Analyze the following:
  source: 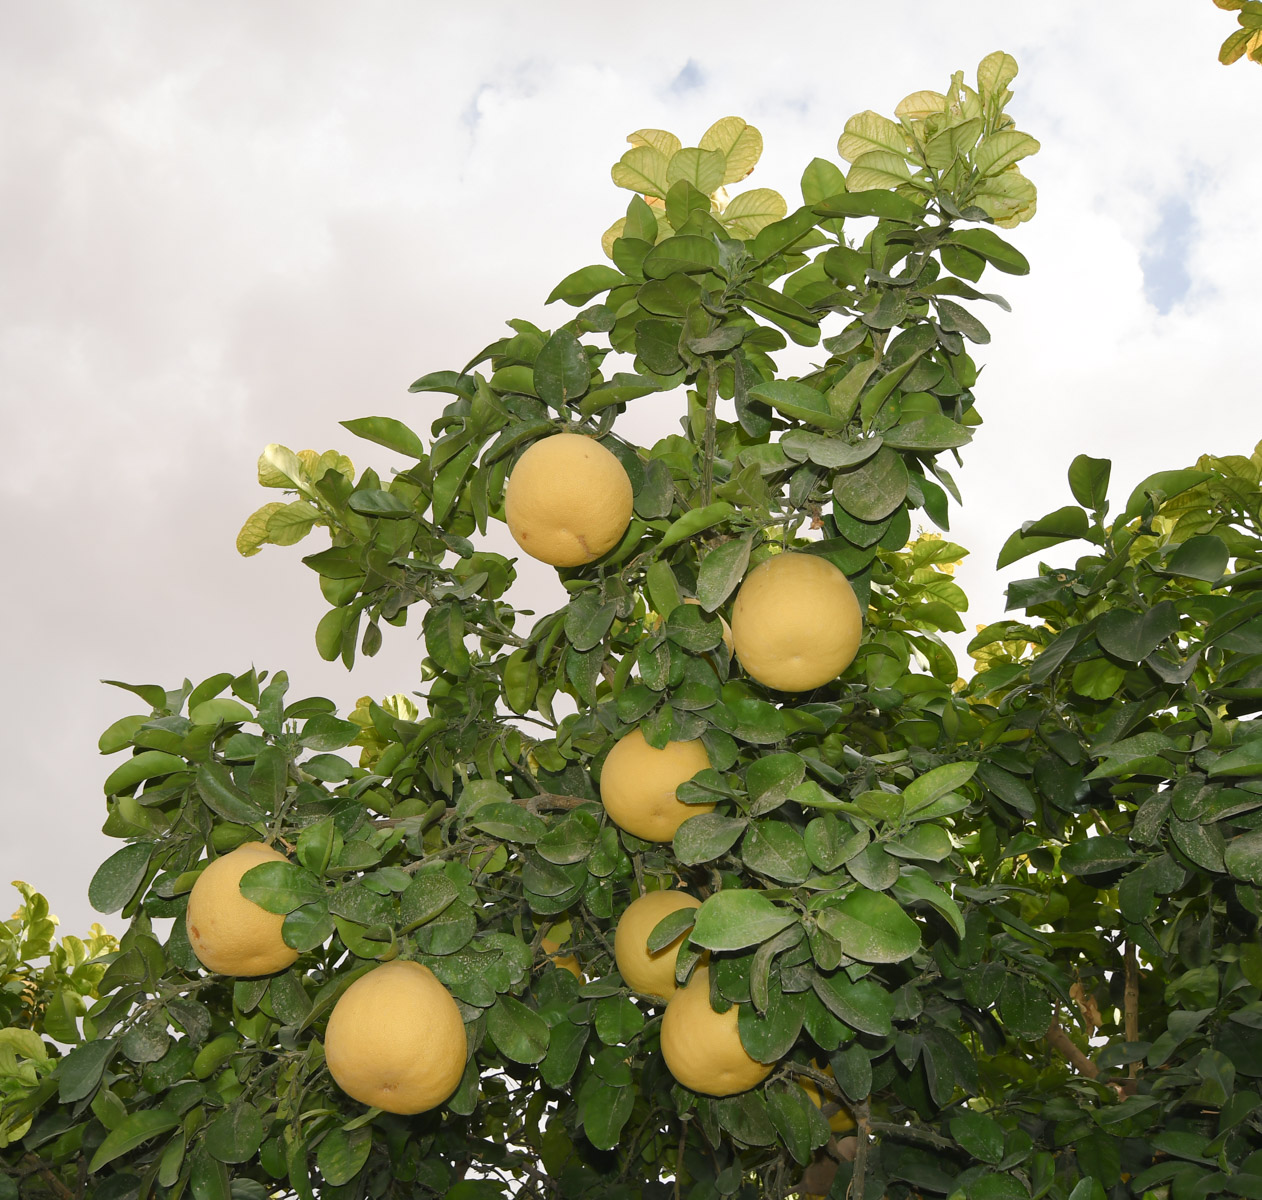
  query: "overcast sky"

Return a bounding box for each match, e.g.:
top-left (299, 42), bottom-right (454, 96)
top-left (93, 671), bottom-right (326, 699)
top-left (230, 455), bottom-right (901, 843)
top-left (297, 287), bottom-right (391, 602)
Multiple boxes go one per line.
top-left (4, 1), bottom-right (1259, 941)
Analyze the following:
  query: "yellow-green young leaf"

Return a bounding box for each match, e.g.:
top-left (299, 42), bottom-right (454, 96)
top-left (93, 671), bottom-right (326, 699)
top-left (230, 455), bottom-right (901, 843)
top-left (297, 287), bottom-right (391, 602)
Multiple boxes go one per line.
top-left (974, 130), bottom-right (1040, 177)
top-left (299, 449), bottom-right (354, 480)
top-left (846, 151), bottom-right (912, 192)
top-left (700, 117), bottom-right (764, 183)
top-left (601, 217), bottom-right (626, 259)
top-left (721, 188), bottom-right (788, 238)
top-left (976, 51), bottom-right (1019, 104)
top-left (258, 444), bottom-right (307, 490)
top-left (837, 111), bottom-right (907, 163)
top-left (236, 503), bottom-right (286, 557)
top-left (265, 500), bottom-right (322, 548)
top-left (972, 165), bottom-right (1037, 228)
top-left (612, 145), bottom-right (670, 199)
top-left (628, 128), bottom-right (681, 158)
top-left (0, 1028), bottom-right (47, 1063)
top-left (924, 118), bottom-right (982, 171)
top-left (895, 90), bottom-right (947, 122)
top-left (665, 147), bottom-right (726, 197)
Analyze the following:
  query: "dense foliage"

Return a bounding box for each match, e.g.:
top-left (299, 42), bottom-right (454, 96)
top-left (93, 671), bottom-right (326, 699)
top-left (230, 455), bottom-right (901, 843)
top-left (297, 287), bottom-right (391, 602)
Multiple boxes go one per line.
top-left (6, 49), bottom-right (1262, 1200)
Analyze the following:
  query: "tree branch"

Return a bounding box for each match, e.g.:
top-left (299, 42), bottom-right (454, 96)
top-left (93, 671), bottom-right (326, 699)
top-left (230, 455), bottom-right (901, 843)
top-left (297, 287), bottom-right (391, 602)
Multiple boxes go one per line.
top-left (1124, 940), bottom-right (1140, 1079)
top-left (1045, 1019), bottom-right (1098, 1078)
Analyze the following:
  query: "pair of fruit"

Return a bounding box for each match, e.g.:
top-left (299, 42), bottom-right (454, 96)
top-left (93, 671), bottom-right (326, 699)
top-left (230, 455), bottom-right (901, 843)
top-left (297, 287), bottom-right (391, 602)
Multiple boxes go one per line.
top-left (615, 890), bottom-right (771, 1097)
top-left (505, 433), bottom-right (864, 693)
top-left (185, 843), bottom-right (466, 1115)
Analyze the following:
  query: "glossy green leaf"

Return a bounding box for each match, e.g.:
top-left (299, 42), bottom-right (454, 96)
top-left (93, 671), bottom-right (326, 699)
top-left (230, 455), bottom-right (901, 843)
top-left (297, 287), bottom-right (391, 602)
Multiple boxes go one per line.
top-left (690, 890), bottom-right (798, 951)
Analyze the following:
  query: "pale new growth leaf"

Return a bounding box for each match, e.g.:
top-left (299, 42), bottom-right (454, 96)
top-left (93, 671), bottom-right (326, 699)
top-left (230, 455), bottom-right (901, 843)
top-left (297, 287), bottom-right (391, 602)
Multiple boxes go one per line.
top-left (846, 151), bottom-right (912, 192)
top-left (720, 188), bottom-right (788, 238)
top-left (265, 500), bottom-right (322, 547)
top-left (976, 51), bottom-right (1019, 103)
top-left (665, 147), bottom-right (727, 197)
top-left (895, 91), bottom-right (947, 122)
top-left (612, 145), bottom-right (671, 199)
top-left (837, 111), bottom-right (908, 163)
top-left (973, 130), bottom-right (1041, 177)
top-left (973, 164), bottom-right (1038, 227)
top-left (601, 218), bottom-right (626, 259)
top-left (700, 117), bottom-right (764, 183)
top-left (258, 443), bottom-right (307, 490)
top-left (627, 128), bottom-right (682, 159)
top-left (236, 502), bottom-right (286, 557)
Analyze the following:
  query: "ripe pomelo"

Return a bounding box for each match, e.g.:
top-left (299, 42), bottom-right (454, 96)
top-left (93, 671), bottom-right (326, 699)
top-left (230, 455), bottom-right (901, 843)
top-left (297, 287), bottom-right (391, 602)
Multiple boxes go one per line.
top-left (599, 728), bottom-right (713, 842)
top-left (185, 842), bottom-right (300, 977)
top-left (730, 552), bottom-right (862, 691)
top-left (613, 890), bottom-right (702, 1000)
top-left (659, 968), bottom-right (774, 1096)
top-left (324, 960), bottom-right (467, 1114)
top-left (504, 433), bottom-right (633, 567)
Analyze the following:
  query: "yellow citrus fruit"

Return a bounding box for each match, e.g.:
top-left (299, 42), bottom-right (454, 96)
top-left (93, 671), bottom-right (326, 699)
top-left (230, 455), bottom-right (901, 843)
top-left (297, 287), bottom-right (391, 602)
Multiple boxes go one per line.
top-left (324, 960), bottom-right (467, 1114)
top-left (798, 1063), bottom-right (857, 1132)
top-left (504, 433), bottom-right (634, 567)
top-left (185, 842), bottom-right (300, 977)
top-left (599, 727), bottom-right (713, 842)
top-left (659, 969), bottom-right (774, 1096)
top-left (730, 552), bottom-right (863, 691)
top-left (613, 890), bottom-right (702, 1000)
top-left (541, 936), bottom-right (583, 981)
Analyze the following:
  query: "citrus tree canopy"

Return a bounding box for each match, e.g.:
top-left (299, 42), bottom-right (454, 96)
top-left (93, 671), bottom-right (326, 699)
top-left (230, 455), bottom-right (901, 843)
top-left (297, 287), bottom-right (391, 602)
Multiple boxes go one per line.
top-left (8, 49), bottom-right (1262, 1200)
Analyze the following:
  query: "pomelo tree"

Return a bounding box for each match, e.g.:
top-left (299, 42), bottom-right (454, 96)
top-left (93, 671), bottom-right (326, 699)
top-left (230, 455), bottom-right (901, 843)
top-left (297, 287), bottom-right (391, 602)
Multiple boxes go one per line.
top-left (8, 49), bottom-right (1262, 1200)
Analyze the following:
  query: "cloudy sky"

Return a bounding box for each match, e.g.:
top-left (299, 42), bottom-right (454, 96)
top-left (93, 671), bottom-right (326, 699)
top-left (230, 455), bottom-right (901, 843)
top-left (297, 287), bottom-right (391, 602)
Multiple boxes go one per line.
top-left (4, 1), bottom-right (1259, 940)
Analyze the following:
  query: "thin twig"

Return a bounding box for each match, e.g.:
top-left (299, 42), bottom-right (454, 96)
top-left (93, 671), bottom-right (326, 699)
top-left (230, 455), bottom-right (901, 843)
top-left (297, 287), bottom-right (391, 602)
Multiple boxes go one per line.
top-left (847, 1098), bottom-right (871, 1200)
top-left (675, 1118), bottom-right (688, 1200)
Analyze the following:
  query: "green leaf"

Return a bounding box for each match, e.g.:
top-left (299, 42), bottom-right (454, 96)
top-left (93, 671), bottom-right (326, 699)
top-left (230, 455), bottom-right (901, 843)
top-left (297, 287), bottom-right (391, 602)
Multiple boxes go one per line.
top-left (340, 416), bottom-right (426, 460)
top-left (946, 227), bottom-right (1030, 275)
top-left (1096, 600), bottom-right (1178, 663)
top-left (238, 861), bottom-right (325, 914)
top-left (1122, 469), bottom-right (1213, 521)
top-left (57, 1040), bottom-right (116, 1102)
top-left (1213, 740), bottom-right (1262, 779)
top-left (347, 488), bottom-right (411, 518)
top-left (582, 1083), bottom-right (635, 1152)
top-left (88, 843), bottom-right (154, 914)
top-left (103, 750), bottom-right (188, 795)
top-left (882, 414), bottom-right (972, 452)
top-left (674, 814), bottom-right (747, 866)
top-left (469, 803), bottom-right (547, 845)
top-left (904, 761), bottom-right (976, 814)
top-left (891, 869), bottom-right (964, 938)
top-left (89, 1110), bottom-right (180, 1172)
top-left (534, 329), bottom-right (591, 407)
top-left (317, 1127), bottom-right (372, 1187)
top-left (1163, 534), bottom-right (1229, 583)
top-left (833, 447), bottom-right (909, 521)
top-left (487, 996), bottom-right (550, 1064)
top-left (697, 538), bottom-right (751, 611)
top-left (816, 888), bottom-right (921, 964)
top-left (658, 502), bottom-right (735, 551)
top-left (812, 190), bottom-right (921, 222)
top-left (742, 822), bottom-right (811, 885)
top-left (204, 1102), bottom-right (265, 1165)
top-left (690, 890), bottom-right (798, 951)
top-left (811, 973), bottom-right (894, 1036)
top-left (1068, 454), bottom-right (1111, 510)
top-left (1226, 831), bottom-right (1262, 883)
top-left (196, 763), bottom-right (266, 823)
top-left (709, 698), bottom-right (786, 745)
top-left (546, 264), bottom-right (626, 306)
top-left (950, 1109), bottom-right (1006, 1164)
top-left (996, 506), bottom-right (1091, 568)
top-left (748, 380), bottom-right (848, 430)
top-left (1061, 836), bottom-right (1133, 876)
top-left (746, 753), bottom-right (806, 815)
top-left (642, 235), bottom-right (722, 279)
top-left (800, 158), bottom-right (847, 206)
top-left (595, 995), bottom-right (646, 1045)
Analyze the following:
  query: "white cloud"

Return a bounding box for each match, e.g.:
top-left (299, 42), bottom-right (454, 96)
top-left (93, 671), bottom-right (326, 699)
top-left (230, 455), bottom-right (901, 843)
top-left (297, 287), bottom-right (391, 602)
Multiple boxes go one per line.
top-left (3, 0), bottom-right (1260, 936)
